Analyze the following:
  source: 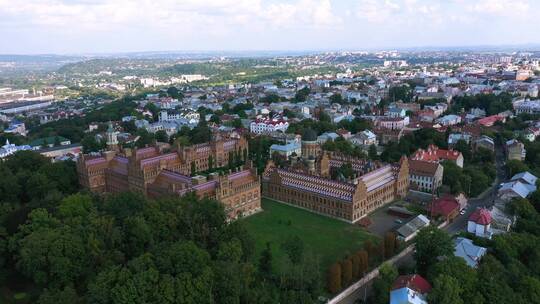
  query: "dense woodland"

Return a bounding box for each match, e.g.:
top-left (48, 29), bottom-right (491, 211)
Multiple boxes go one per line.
top-left (0, 151), bottom-right (324, 303)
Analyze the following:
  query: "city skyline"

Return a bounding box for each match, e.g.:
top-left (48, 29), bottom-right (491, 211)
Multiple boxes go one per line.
top-left (1, 0), bottom-right (539, 54)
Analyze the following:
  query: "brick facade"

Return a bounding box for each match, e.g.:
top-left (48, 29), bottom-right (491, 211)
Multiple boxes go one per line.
top-left (262, 153), bottom-right (409, 223)
top-left (77, 135), bottom-right (260, 220)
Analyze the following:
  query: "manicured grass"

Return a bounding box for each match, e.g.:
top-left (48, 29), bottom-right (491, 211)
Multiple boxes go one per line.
top-left (243, 198), bottom-right (377, 271)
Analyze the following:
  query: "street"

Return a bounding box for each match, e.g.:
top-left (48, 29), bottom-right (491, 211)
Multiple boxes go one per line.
top-left (445, 142), bottom-right (507, 234)
top-left (333, 143), bottom-right (507, 304)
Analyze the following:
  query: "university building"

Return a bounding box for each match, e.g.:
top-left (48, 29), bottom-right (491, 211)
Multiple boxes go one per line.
top-left (262, 153), bottom-right (409, 223)
top-left (77, 131), bottom-right (260, 220)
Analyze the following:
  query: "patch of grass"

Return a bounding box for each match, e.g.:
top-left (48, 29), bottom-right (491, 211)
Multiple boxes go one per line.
top-left (243, 198), bottom-right (377, 272)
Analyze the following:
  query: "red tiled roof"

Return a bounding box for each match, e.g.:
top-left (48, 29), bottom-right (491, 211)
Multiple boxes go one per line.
top-left (392, 274), bottom-right (432, 294)
top-left (469, 208), bottom-right (492, 225)
top-left (412, 144), bottom-right (462, 162)
top-left (477, 115), bottom-right (504, 126)
top-left (430, 197), bottom-right (459, 217)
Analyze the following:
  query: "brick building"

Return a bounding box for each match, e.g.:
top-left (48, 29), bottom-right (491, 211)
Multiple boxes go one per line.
top-left (77, 135), bottom-right (260, 220)
top-left (262, 153), bottom-right (409, 223)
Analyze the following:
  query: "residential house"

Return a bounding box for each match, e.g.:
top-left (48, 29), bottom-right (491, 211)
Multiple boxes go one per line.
top-left (336, 128), bottom-right (352, 139)
top-left (498, 171), bottom-right (538, 201)
top-left (474, 135), bottom-right (495, 152)
top-left (350, 130), bottom-right (378, 147)
top-left (468, 208), bottom-right (493, 239)
top-left (317, 132), bottom-right (340, 144)
top-left (4, 120), bottom-right (26, 136)
top-left (477, 115), bottom-right (505, 127)
top-left (409, 159), bottom-right (443, 193)
top-left (454, 237), bottom-right (487, 268)
top-left (250, 117), bottom-right (289, 134)
top-left (429, 196), bottom-right (460, 222)
top-left (435, 114), bottom-right (461, 126)
top-left (386, 107), bottom-right (407, 118)
top-left (376, 116), bottom-right (410, 130)
top-left (448, 133), bottom-right (472, 147)
top-left (505, 139), bottom-right (526, 161)
top-left (390, 274), bottom-right (432, 304)
top-left (513, 99), bottom-right (540, 115)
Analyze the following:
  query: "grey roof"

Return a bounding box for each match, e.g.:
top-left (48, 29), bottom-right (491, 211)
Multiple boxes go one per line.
top-left (511, 171), bottom-right (538, 186)
top-left (454, 237), bottom-right (487, 268)
top-left (499, 181), bottom-right (536, 198)
top-left (396, 214), bottom-right (430, 239)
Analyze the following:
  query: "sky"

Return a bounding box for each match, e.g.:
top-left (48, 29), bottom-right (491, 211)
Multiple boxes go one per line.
top-left (1, 0), bottom-right (539, 54)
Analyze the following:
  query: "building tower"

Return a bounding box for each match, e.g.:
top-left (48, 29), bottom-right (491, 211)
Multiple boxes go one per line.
top-left (106, 121), bottom-right (119, 151)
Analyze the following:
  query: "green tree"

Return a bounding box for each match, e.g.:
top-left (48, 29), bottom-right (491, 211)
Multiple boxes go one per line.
top-left (13, 222), bottom-right (90, 286)
top-left (371, 263), bottom-right (398, 304)
top-left (38, 285), bottom-right (80, 304)
top-left (427, 256), bottom-right (479, 303)
top-left (81, 134), bottom-right (103, 153)
top-left (428, 275), bottom-right (464, 304)
top-left (454, 139), bottom-right (472, 161)
top-left (506, 159), bottom-right (530, 177)
top-left (294, 87), bottom-right (310, 103)
top-left (414, 226), bottom-right (453, 275)
top-left (154, 130), bottom-right (168, 143)
top-left (368, 144), bottom-right (378, 160)
top-left (167, 86), bottom-right (183, 99)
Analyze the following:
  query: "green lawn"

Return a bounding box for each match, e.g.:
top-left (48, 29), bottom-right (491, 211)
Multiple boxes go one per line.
top-left (243, 198), bottom-right (376, 271)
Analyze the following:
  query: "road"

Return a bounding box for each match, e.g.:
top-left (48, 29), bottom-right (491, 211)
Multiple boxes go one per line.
top-left (333, 143), bottom-right (507, 304)
top-left (445, 143), bottom-right (507, 234)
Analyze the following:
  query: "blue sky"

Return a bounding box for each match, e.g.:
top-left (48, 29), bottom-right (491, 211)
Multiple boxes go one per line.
top-left (0, 0), bottom-right (539, 54)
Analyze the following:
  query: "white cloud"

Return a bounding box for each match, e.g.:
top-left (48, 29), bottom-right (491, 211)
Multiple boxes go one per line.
top-left (0, 0), bottom-right (539, 53)
top-left (0, 0), bottom-right (341, 31)
top-left (465, 0), bottom-right (529, 16)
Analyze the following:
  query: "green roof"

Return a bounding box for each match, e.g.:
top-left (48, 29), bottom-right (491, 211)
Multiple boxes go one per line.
top-left (29, 136), bottom-right (70, 147)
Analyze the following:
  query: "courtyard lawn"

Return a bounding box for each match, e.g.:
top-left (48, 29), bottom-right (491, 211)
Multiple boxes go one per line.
top-left (243, 198), bottom-right (377, 271)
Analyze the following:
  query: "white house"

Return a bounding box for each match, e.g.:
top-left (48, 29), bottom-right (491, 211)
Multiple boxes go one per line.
top-left (250, 118), bottom-right (289, 134)
top-left (467, 208), bottom-right (493, 239)
top-left (436, 114), bottom-right (462, 126)
top-left (349, 130), bottom-right (378, 146)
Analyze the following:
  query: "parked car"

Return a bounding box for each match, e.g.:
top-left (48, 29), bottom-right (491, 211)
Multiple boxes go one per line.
top-left (394, 219), bottom-right (403, 224)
